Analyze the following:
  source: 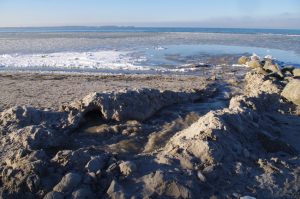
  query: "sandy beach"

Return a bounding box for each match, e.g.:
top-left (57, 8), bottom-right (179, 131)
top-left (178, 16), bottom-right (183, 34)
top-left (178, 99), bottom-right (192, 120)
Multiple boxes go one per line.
top-left (0, 72), bottom-right (211, 111)
top-left (1, 57), bottom-right (300, 198)
top-left (0, 60), bottom-right (247, 112)
top-left (1, 0), bottom-right (300, 198)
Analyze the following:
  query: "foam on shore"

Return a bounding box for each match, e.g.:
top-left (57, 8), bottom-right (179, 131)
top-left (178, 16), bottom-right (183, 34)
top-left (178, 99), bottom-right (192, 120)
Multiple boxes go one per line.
top-left (0, 50), bottom-right (212, 74)
top-left (0, 51), bottom-right (151, 71)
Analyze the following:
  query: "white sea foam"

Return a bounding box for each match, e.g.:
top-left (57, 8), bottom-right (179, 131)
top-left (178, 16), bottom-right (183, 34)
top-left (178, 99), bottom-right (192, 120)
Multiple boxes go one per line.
top-left (0, 51), bottom-right (151, 71)
top-left (264, 55), bottom-right (273, 60)
top-left (154, 46), bottom-right (167, 50)
top-left (0, 50), bottom-right (207, 74)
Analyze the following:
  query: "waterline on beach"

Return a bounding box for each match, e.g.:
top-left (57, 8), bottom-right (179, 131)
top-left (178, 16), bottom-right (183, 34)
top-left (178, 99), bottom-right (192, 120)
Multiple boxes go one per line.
top-left (0, 44), bottom-right (299, 74)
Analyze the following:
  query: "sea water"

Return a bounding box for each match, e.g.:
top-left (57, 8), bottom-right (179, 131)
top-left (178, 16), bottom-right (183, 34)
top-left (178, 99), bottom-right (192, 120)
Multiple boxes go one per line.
top-left (0, 27), bottom-right (299, 74)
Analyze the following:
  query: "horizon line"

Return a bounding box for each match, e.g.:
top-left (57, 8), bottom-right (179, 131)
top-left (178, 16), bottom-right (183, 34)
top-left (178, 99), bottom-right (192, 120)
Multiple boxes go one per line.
top-left (0, 25), bottom-right (300, 31)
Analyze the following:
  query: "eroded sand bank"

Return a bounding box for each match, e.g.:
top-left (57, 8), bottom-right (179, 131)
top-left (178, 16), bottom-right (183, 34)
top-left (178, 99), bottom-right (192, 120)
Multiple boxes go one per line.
top-left (0, 65), bottom-right (300, 199)
top-left (0, 73), bottom-right (212, 112)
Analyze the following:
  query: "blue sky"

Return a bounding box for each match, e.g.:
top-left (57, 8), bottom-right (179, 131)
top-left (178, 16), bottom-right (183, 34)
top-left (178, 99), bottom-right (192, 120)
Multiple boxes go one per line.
top-left (0, 0), bottom-right (300, 28)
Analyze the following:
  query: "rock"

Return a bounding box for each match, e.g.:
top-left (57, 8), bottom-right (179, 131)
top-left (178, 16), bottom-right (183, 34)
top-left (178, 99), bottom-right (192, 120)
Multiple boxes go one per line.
top-left (43, 191), bottom-right (64, 199)
top-left (282, 65), bottom-right (295, 74)
top-left (237, 56), bottom-right (249, 65)
top-left (30, 160), bottom-right (48, 174)
top-left (119, 161), bottom-right (137, 176)
top-left (142, 170), bottom-right (165, 193)
top-left (85, 156), bottom-right (106, 173)
top-left (257, 131), bottom-right (297, 155)
top-left (194, 63), bottom-right (213, 68)
top-left (240, 196), bottom-right (256, 199)
top-left (87, 172), bottom-right (97, 180)
top-left (264, 55), bottom-right (273, 60)
top-left (16, 149), bottom-right (27, 159)
top-left (53, 172), bottom-right (82, 193)
top-left (209, 75), bottom-right (217, 81)
top-left (293, 68), bottom-right (300, 77)
top-left (263, 61), bottom-right (279, 73)
top-left (52, 149), bottom-right (92, 170)
top-left (142, 170), bottom-right (193, 198)
top-left (268, 72), bottom-right (285, 79)
top-left (0, 106), bottom-right (42, 134)
top-left (27, 149), bottom-right (48, 161)
top-left (250, 54), bottom-right (260, 61)
top-left (254, 67), bottom-right (268, 75)
top-left (203, 165), bottom-right (215, 174)
top-left (107, 180), bottom-right (126, 199)
top-left (26, 174), bottom-right (40, 192)
top-left (165, 181), bottom-right (193, 199)
top-left (71, 188), bottom-right (94, 199)
top-left (247, 60), bottom-right (261, 69)
top-left (263, 62), bottom-right (284, 78)
top-left (244, 71), bottom-right (282, 96)
top-left (15, 125), bottom-right (66, 150)
top-left (106, 162), bottom-right (119, 174)
top-left (282, 79), bottom-right (300, 105)
top-left (197, 171), bottom-right (206, 182)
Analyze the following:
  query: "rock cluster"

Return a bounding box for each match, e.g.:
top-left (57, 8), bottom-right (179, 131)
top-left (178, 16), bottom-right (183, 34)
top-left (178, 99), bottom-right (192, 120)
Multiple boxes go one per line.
top-left (237, 54), bottom-right (298, 78)
top-left (238, 54), bottom-right (300, 106)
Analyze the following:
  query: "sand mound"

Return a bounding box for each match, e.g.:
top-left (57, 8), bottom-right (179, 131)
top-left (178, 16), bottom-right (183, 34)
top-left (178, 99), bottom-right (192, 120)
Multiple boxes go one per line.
top-left (64, 88), bottom-right (205, 122)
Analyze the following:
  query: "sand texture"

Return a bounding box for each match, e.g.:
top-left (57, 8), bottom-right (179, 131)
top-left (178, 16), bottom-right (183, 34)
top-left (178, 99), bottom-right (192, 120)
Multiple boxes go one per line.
top-left (0, 67), bottom-right (300, 199)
